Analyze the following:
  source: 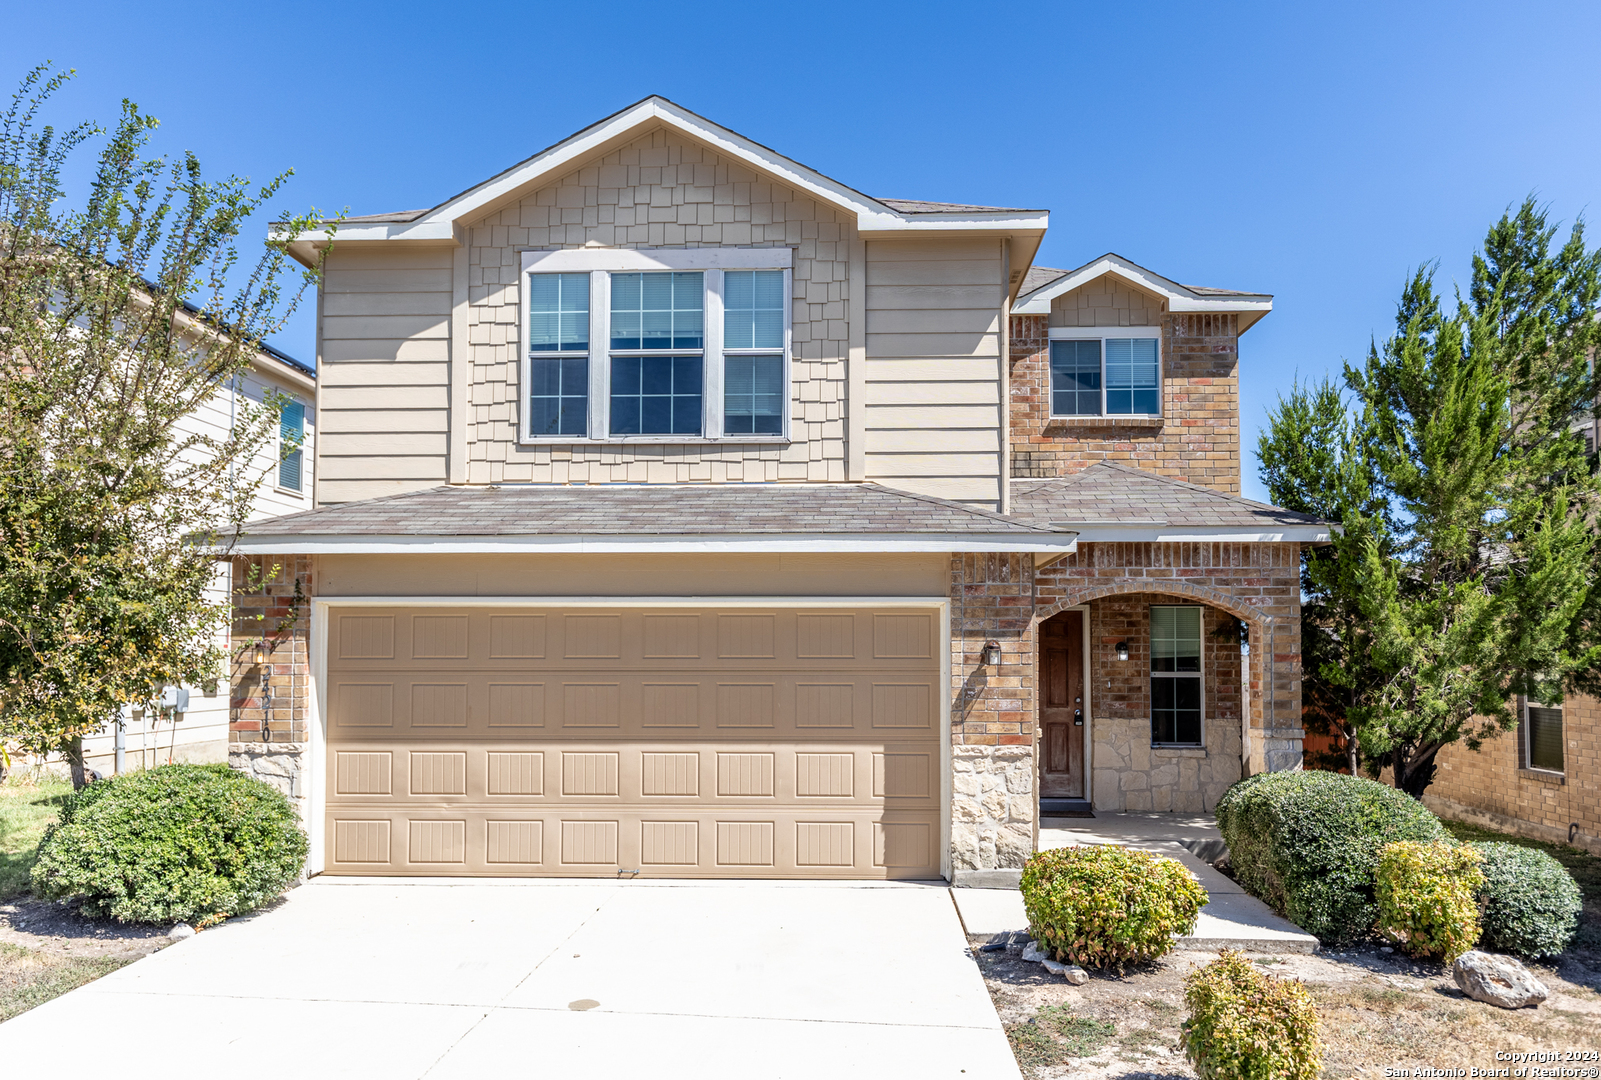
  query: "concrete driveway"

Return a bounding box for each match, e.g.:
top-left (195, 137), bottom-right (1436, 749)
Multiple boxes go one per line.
top-left (1, 878), bottom-right (1019, 1079)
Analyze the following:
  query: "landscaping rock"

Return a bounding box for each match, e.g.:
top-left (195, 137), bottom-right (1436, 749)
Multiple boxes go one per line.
top-left (168, 923), bottom-right (195, 941)
top-left (1022, 941), bottom-right (1047, 964)
top-left (1452, 950), bottom-right (1548, 1009)
top-left (1063, 964), bottom-right (1090, 985)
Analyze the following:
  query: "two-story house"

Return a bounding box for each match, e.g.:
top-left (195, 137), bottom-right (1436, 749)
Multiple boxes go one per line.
top-left (233, 98), bottom-right (1328, 885)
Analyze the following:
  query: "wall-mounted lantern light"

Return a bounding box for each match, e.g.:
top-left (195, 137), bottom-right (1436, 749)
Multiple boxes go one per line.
top-left (252, 643), bottom-right (268, 666)
top-left (1114, 640), bottom-right (1130, 662)
top-left (981, 640), bottom-right (1002, 666)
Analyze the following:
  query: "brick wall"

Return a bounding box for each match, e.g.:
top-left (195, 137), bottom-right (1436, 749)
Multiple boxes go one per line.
top-left (1425, 694), bottom-right (1601, 854)
top-left (465, 127), bottom-right (852, 484)
top-left (948, 553), bottom-right (1038, 877)
top-left (1036, 541), bottom-right (1303, 772)
top-left (1085, 592), bottom-right (1244, 811)
top-left (1008, 304), bottom-right (1242, 494)
top-left (229, 555), bottom-right (313, 815)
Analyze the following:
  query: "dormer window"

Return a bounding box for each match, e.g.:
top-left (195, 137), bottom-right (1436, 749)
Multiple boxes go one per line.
top-left (1047, 327), bottom-right (1161, 418)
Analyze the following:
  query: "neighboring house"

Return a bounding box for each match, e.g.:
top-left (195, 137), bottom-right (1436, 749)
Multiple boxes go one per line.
top-left (234, 97), bottom-right (1328, 885)
top-left (1418, 401), bottom-right (1601, 854)
top-left (74, 342), bottom-right (316, 777)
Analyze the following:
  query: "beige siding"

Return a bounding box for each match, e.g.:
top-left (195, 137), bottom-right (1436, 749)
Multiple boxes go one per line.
top-left (317, 247), bottom-right (453, 502)
top-left (864, 239), bottom-right (1003, 508)
top-left (315, 552), bottom-right (949, 599)
top-left (463, 127), bottom-right (853, 485)
top-left (1049, 277), bottom-right (1166, 327)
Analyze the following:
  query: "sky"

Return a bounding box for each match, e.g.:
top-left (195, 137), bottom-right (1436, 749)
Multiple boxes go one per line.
top-left (7, 0), bottom-right (1601, 502)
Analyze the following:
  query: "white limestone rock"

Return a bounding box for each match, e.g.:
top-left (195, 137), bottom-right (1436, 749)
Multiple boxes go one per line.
top-left (1452, 951), bottom-right (1548, 1009)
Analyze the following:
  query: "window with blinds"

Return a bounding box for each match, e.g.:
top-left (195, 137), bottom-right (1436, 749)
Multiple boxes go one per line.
top-left (1047, 333), bottom-right (1160, 417)
top-left (278, 400), bottom-right (305, 492)
top-left (1150, 605), bottom-right (1202, 745)
top-left (1524, 702), bottom-right (1564, 773)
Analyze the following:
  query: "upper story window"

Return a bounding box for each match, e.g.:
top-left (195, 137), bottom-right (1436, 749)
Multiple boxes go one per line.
top-left (520, 248), bottom-right (791, 443)
top-left (278, 400), bottom-right (306, 493)
top-left (1150, 605), bottom-right (1202, 746)
top-left (1521, 699), bottom-right (1564, 774)
top-left (1048, 328), bottom-right (1161, 418)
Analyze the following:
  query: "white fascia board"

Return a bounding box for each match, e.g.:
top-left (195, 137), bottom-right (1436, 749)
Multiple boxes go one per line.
top-left (523, 246), bottom-right (793, 272)
top-left (856, 211), bottom-right (1050, 233)
top-left (417, 99), bottom-right (886, 230)
top-left (1066, 525), bottom-right (1330, 543)
top-left (227, 532), bottom-right (1080, 556)
top-left (312, 595), bottom-right (949, 608)
top-left (1012, 254), bottom-right (1272, 317)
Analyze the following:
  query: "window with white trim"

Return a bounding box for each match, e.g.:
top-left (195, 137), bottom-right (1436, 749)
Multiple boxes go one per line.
top-left (1521, 699), bottom-right (1564, 773)
top-left (520, 248), bottom-right (791, 442)
top-left (1150, 605), bottom-right (1202, 745)
top-left (1048, 329), bottom-right (1161, 417)
top-left (278, 400), bottom-right (306, 492)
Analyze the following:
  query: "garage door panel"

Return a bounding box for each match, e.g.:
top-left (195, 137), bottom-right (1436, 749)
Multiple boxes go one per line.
top-left (321, 807), bottom-right (941, 878)
top-left (325, 605), bottom-right (943, 879)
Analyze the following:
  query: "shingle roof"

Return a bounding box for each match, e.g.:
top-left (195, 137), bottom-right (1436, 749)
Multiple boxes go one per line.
top-left (338, 209), bottom-right (430, 224)
top-left (1020, 265), bottom-right (1070, 295)
top-left (240, 482), bottom-right (1064, 538)
top-left (877, 198), bottom-right (1044, 215)
top-left (1010, 462), bottom-right (1327, 530)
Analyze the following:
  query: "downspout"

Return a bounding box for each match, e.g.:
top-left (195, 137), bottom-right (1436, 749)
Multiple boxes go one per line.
top-left (999, 239), bottom-right (1011, 515)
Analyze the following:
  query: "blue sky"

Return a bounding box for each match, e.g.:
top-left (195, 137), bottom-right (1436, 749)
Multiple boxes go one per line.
top-left (8, 0), bottom-right (1600, 502)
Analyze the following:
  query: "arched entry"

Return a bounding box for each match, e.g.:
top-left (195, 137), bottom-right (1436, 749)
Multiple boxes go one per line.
top-left (1038, 609), bottom-right (1087, 799)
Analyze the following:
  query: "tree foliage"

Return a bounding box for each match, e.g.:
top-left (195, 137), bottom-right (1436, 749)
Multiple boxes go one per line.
top-left (0, 65), bottom-right (328, 778)
top-left (1258, 197), bottom-right (1601, 796)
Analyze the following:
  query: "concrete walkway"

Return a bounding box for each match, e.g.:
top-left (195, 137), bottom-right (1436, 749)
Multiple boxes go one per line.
top-left (952, 812), bottom-right (1318, 954)
top-left (0, 878), bottom-right (1020, 1080)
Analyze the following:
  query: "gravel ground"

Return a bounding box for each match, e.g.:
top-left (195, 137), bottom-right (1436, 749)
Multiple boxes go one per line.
top-left (978, 940), bottom-right (1601, 1080)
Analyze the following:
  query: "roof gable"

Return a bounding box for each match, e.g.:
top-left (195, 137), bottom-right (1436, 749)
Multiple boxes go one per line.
top-left (1012, 253), bottom-right (1273, 332)
top-left (297, 98), bottom-right (1048, 248)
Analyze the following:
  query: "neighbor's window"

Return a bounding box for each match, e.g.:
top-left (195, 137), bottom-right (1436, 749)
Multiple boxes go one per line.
top-left (609, 271), bottom-right (704, 436)
top-left (278, 400), bottom-right (305, 492)
top-left (722, 269), bottom-right (785, 435)
top-left (1049, 332), bottom-right (1161, 417)
top-left (528, 272), bottom-right (590, 437)
top-left (1523, 700), bottom-right (1564, 773)
top-left (1150, 605), bottom-right (1202, 745)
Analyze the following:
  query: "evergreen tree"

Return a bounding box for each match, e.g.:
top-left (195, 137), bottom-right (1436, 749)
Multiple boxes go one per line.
top-left (1258, 198), bottom-right (1601, 798)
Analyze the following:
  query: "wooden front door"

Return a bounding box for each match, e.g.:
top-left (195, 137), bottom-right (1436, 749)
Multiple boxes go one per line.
top-left (1039, 611), bottom-right (1085, 798)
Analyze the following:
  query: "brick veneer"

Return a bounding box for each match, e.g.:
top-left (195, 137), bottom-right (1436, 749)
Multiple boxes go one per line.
top-left (945, 541), bottom-right (1305, 876)
top-left (1424, 694), bottom-right (1601, 854)
top-left (229, 554), bottom-right (313, 814)
top-left (1009, 309), bottom-right (1242, 494)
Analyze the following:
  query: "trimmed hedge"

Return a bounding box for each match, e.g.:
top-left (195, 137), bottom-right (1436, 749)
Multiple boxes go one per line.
top-left (1375, 841), bottom-right (1483, 961)
top-left (1472, 842), bottom-right (1582, 958)
top-left (1021, 844), bottom-right (1207, 970)
top-left (1182, 950), bottom-right (1322, 1080)
top-left (32, 763), bottom-right (307, 924)
top-left (1215, 770), bottom-right (1444, 943)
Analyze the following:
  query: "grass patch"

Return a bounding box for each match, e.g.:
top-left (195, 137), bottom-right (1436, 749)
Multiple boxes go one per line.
top-left (0, 774), bottom-right (72, 900)
top-left (1441, 818), bottom-right (1601, 955)
top-left (1005, 1005), bottom-right (1116, 1074)
top-left (0, 942), bottom-right (132, 1023)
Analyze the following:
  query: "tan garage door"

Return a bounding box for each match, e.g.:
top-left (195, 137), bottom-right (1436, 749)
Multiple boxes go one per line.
top-left (323, 605), bottom-right (943, 879)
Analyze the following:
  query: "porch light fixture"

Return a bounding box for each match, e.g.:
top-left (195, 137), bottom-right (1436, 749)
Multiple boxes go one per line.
top-left (1115, 640), bottom-right (1130, 662)
top-left (252, 643), bottom-right (267, 666)
top-left (981, 640), bottom-right (1002, 666)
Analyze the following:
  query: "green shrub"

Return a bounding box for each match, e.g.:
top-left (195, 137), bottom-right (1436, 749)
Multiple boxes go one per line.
top-left (1472, 841), bottom-right (1582, 958)
top-left (31, 764), bottom-right (307, 924)
top-left (1214, 770), bottom-right (1444, 943)
top-left (1374, 840), bottom-right (1483, 961)
top-left (1020, 844), bottom-right (1207, 970)
top-left (1182, 949), bottom-right (1322, 1080)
